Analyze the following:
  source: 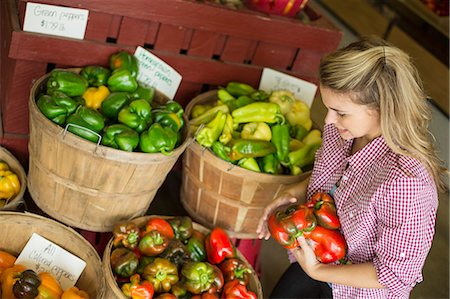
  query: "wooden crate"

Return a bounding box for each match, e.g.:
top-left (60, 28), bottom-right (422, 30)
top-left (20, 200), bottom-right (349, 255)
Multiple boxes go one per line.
top-left (1, 0), bottom-right (342, 163)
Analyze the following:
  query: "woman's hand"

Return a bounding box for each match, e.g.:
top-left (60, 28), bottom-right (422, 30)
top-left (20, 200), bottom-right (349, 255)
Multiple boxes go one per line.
top-left (290, 236), bottom-right (321, 279)
top-left (256, 192), bottom-right (297, 240)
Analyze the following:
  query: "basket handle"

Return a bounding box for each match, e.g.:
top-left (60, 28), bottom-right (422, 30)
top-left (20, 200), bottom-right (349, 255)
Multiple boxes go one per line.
top-left (62, 123), bottom-right (103, 151)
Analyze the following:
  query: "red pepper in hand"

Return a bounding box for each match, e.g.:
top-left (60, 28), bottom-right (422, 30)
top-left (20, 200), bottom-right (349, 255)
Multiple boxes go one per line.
top-left (304, 226), bottom-right (347, 263)
top-left (308, 192), bottom-right (340, 230)
top-left (268, 204), bottom-right (316, 249)
top-left (142, 217), bottom-right (175, 239)
top-left (121, 274), bottom-right (154, 299)
top-left (221, 280), bottom-right (257, 299)
top-left (205, 227), bottom-right (235, 264)
top-left (219, 258), bottom-right (252, 285)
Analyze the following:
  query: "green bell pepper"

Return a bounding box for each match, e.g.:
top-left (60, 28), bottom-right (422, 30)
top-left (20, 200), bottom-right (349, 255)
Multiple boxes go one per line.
top-left (110, 51), bottom-right (139, 78)
top-left (140, 123), bottom-right (178, 155)
top-left (130, 84), bottom-right (155, 103)
top-left (232, 102), bottom-right (285, 124)
top-left (186, 230), bottom-right (207, 262)
top-left (271, 124), bottom-right (291, 165)
top-left (143, 258), bottom-right (179, 293)
top-left (110, 247), bottom-right (139, 278)
top-left (80, 65), bottom-right (111, 87)
top-left (101, 92), bottom-right (130, 121)
top-left (118, 99), bottom-right (152, 133)
top-left (168, 216), bottom-right (193, 242)
top-left (66, 106), bottom-right (105, 143)
top-left (196, 110), bottom-right (227, 148)
top-left (225, 82), bottom-right (256, 97)
top-left (238, 157), bottom-right (261, 172)
top-left (46, 70), bottom-right (88, 97)
top-left (102, 124), bottom-right (140, 152)
top-left (107, 68), bottom-right (138, 92)
top-left (228, 138), bottom-right (276, 161)
top-left (181, 261), bottom-right (224, 294)
top-left (211, 141), bottom-right (234, 163)
top-left (262, 153), bottom-right (283, 175)
top-left (36, 91), bottom-right (81, 126)
top-left (153, 111), bottom-right (183, 132)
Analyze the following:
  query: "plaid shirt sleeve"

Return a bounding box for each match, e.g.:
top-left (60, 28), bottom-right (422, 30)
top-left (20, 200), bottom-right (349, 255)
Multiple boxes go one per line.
top-left (373, 170), bottom-right (438, 297)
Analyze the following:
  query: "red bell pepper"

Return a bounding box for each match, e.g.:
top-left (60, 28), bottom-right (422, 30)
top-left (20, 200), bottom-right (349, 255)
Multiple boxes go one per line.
top-left (205, 227), bottom-right (235, 264)
top-left (268, 204), bottom-right (316, 249)
top-left (121, 274), bottom-right (154, 299)
top-left (113, 221), bottom-right (141, 249)
top-left (138, 230), bottom-right (169, 256)
top-left (308, 192), bottom-right (340, 230)
top-left (219, 258), bottom-right (252, 285)
top-left (142, 217), bottom-right (175, 239)
top-left (221, 280), bottom-right (257, 299)
top-left (304, 226), bottom-right (347, 264)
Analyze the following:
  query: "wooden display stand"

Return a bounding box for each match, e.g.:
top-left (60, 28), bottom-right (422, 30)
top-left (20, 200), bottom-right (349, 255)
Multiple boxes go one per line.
top-left (0, 0), bottom-right (342, 164)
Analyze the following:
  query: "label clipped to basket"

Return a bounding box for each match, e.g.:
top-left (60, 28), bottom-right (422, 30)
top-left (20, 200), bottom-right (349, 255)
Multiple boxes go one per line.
top-left (15, 233), bottom-right (86, 290)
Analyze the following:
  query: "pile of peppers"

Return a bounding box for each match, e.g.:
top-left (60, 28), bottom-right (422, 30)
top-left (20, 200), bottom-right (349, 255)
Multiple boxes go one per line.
top-left (110, 216), bottom-right (258, 299)
top-left (0, 250), bottom-right (90, 298)
top-left (0, 161), bottom-right (21, 208)
top-left (36, 50), bottom-right (185, 155)
top-left (189, 83), bottom-right (322, 175)
top-left (268, 192), bottom-right (347, 264)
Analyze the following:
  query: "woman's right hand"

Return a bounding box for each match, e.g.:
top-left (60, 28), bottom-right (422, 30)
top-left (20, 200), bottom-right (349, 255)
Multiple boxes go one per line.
top-left (256, 192), bottom-right (298, 240)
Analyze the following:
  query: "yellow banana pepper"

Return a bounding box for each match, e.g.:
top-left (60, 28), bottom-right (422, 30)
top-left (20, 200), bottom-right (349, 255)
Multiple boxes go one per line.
top-left (0, 169), bottom-right (20, 199)
top-left (82, 85), bottom-right (110, 110)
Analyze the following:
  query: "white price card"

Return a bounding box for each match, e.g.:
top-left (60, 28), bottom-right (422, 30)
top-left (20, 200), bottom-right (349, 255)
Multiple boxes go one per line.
top-left (259, 68), bottom-right (318, 107)
top-left (23, 2), bottom-right (89, 40)
top-left (134, 46), bottom-right (182, 100)
top-left (15, 233), bottom-right (86, 290)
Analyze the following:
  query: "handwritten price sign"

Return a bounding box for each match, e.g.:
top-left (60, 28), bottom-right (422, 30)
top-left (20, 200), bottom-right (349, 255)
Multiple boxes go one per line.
top-left (23, 2), bottom-right (89, 39)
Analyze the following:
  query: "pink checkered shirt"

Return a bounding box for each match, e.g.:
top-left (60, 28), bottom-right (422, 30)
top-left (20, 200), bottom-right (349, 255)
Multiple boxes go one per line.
top-left (307, 124), bottom-right (438, 299)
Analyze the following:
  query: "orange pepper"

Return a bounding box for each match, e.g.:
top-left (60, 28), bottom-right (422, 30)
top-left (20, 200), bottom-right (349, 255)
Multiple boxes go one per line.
top-left (82, 85), bottom-right (110, 110)
top-left (0, 250), bottom-right (17, 276)
top-left (36, 272), bottom-right (63, 299)
top-left (61, 286), bottom-right (90, 299)
top-left (0, 264), bottom-right (27, 299)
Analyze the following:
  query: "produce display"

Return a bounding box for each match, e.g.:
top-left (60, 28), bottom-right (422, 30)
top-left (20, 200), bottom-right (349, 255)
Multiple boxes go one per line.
top-left (0, 250), bottom-right (89, 298)
top-left (36, 51), bottom-right (185, 155)
top-left (109, 216), bottom-right (258, 298)
top-left (268, 192), bottom-right (347, 264)
top-left (189, 82), bottom-right (322, 175)
top-left (0, 161), bottom-right (21, 208)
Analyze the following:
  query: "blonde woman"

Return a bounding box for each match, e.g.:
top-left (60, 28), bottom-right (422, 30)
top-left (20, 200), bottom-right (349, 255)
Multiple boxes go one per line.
top-left (257, 36), bottom-right (446, 298)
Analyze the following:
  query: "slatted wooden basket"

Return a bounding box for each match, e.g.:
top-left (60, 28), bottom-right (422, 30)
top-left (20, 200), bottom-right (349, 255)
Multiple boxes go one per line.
top-left (0, 146), bottom-right (26, 210)
top-left (180, 90), bottom-right (311, 238)
top-left (0, 211), bottom-right (106, 298)
top-left (27, 70), bottom-right (190, 232)
top-left (102, 215), bottom-right (263, 299)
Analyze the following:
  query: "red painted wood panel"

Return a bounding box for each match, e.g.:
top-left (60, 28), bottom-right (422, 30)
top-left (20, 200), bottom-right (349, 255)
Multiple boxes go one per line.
top-left (117, 17), bottom-right (148, 46)
top-left (154, 23), bottom-right (186, 52)
top-left (252, 42), bottom-right (297, 70)
top-left (0, 133), bottom-right (29, 168)
top-left (221, 37), bottom-right (256, 63)
top-left (292, 49), bottom-right (323, 80)
top-left (84, 11), bottom-right (111, 42)
top-left (188, 30), bottom-right (219, 58)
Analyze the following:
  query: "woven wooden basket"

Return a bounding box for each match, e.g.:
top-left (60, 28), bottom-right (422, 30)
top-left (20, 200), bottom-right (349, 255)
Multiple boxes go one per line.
top-left (180, 90), bottom-right (310, 238)
top-left (0, 211), bottom-right (106, 298)
top-left (102, 215), bottom-right (263, 299)
top-left (0, 146), bottom-right (26, 210)
top-left (27, 70), bottom-right (191, 232)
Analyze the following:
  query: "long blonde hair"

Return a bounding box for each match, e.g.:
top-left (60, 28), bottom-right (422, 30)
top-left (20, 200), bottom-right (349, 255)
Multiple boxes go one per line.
top-left (319, 36), bottom-right (446, 192)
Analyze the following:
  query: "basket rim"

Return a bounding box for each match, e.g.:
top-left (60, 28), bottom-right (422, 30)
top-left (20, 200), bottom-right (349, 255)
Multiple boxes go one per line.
top-left (0, 146), bottom-right (27, 210)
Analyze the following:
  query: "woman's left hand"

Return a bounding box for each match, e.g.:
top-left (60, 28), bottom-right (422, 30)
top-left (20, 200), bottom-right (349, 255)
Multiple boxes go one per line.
top-left (290, 236), bottom-right (321, 278)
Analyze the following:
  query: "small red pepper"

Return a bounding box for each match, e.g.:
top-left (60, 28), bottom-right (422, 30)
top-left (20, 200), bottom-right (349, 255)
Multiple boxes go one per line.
top-left (205, 227), bottom-right (235, 264)
top-left (308, 192), bottom-right (340, 230)
top-left (304, 226), bottom-right (347, 264)
top-left (268, 204), bottom-right (316, 249)
top-left (113, 221), bottom-right (141, 249)
top-left (138, 230), bottom-right (169, 256)
top-left (121, 274), bottom-right (154, 299)
top-left (142, 217), bottom-right (175, 239)
top-left (221, 280), bottom-right (257, 299)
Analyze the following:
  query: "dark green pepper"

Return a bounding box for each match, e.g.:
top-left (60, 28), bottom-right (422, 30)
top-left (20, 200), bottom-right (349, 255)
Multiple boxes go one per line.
top-left (225, 82), bottom-right (256, 97)
top-left (118, 99), bottom-right (152, 133)
top-left (140, 123), bottom-right (178, 155)
top-left (102, 124), bottom-right (140, 152)
top-left (80, 65), bottom-right (111, 87)
top-left (224, 95), bottom-right (255, 112)
top-left (186, 230), bottom-right (207, 262)
top-left (136, 256), bottom-right (155, 275)
top-left (101, 92), bottom-right (130, 121)
top-left (13, 269), bottom-right (41, 298)
top-left (196, 110), bottom-right (227, 148)
top-left (159, 239), bottom-right (191, 269)
top-left (130, 84), bottom-right (155, 103)
top-left (250, 90), bottom-right (270, 101)
top-left (110, 247), bottom-right (139, 278)
top-left (46, 70), bottom-right (88, 97)
top-left (290, 124), bottom-right (309, 140)
top-left (228, 138), bottom-right (276, 160)
top-left (168, 216), bottom-right (193, 242)
top-left (110, 51), bottom-right (139, 78)
top-left (217, 88), bottom-right (236, 103)
top-left (271, 124), bottom-right (291, 165)
top-left (107, 68), bottom-right (138, 92)
top-left (262, 153), bottom-right (283, 175)
top-left (66, 106), bottom-right (105, 143)
top-left (232, 102), bottom-right (284, 124)
top-left (211, 141), bottom-right (234, 163)
top-left (238, 157), bottom-right (261, 172)
top-left (36, 91), bottom-right (81, 126)
top-left (181, 261), bottom-right (224, 295)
